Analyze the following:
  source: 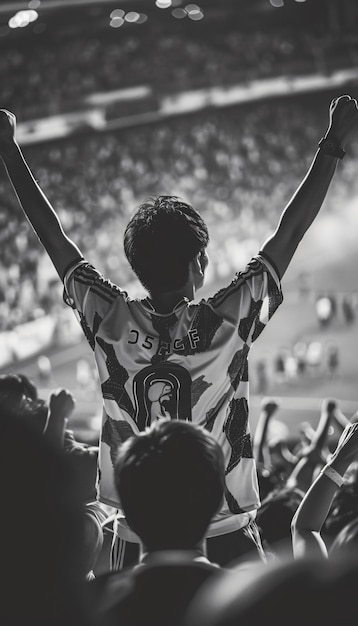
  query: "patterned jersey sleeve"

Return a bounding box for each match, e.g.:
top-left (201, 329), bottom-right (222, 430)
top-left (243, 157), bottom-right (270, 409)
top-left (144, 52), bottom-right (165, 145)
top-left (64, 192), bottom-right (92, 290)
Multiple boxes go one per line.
top-left (63, 260), bottom-right (126, 350)
top-left (207, 253), bottom-right (283, 346)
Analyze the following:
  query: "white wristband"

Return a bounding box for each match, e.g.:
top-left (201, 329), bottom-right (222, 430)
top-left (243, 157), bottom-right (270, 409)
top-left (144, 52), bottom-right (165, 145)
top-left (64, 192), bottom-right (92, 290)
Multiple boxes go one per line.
top-left (321, 465), bottom-right (344, 488)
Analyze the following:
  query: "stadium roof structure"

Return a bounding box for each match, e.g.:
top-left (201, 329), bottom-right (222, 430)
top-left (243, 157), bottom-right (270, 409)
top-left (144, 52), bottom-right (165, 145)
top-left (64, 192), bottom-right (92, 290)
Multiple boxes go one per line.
top-left (0, 0), bottom-right (349, 44)
top-left (0, 0), bottom-right (246, 16)
top-left (0, 1), bottom-right (131, 13)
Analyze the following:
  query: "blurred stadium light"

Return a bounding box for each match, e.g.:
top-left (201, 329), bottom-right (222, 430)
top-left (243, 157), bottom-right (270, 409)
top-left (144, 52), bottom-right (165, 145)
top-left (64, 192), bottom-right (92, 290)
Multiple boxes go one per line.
top-left (0, 0), bottom-right (253, 15)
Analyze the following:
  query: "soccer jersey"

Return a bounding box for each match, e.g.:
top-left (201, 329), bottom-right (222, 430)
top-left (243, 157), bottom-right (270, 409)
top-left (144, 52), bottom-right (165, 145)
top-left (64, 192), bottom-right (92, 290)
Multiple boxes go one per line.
top-left (64, 254), bottom-right (283, 525)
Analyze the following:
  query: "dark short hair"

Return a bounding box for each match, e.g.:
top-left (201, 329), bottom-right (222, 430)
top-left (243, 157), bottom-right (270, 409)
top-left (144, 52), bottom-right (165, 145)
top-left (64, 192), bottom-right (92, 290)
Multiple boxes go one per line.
top-left (0, 373), bottom-right (37, 409)
top-left (114, 420), bottom-right (225, 550)
top-left (123, 196), bottom-right (209, 293)
top-left (0, 373), bottom-right (47, 434)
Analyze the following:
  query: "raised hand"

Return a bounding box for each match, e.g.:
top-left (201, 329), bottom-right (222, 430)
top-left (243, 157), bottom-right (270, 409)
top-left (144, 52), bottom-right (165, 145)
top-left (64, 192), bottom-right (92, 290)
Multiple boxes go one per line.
top-left (44, 388), bottom-right (76, 447)
top-left (326, 94), bottom-right (358, 147)
top-left (321, 398), bottom-right (337, 414)
top-left (329, 422), bottom-right (358, 467)
top-left (291, 420), bottom-right (358, 559)
top-left (260, 396), bottom-right (280, 418)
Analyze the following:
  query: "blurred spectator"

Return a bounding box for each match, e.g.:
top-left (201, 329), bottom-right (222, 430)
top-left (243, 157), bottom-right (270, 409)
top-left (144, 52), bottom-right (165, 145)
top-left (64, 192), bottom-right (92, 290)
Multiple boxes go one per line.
top-left (292, 422), bottom-right (358, 559)
top-left (0, 410), bottom-right (94, 626)
top-left (273, 350), bottom-right (288, 385)
top-left (0, 373), bottom-right (106, 579)
top-left (315, 294), bottom-right (334, 328)
top-left (255, 358), bottom-right (268, 394)
top-left (183, 555), bottom-right (358, 626)
top-left (297, 270), bottom-right (312, 297)
top-left (342, 293), bottom-right (355, 325)
top-left (251, 397), bottom-right (356, 560)
top-left (322, 472), bottom-right (358, 550)
top-left (287, 399), bottom-right (340, 493)
top-left (37, 353), bottom-right (52, 382)
top-left (0, 370), bottom-right (37, 403)
top-left (253, 397), bottom-right (282, 472)
top-left (329, 517), bottom-right (358, 558)
top-left (306, 340), bottom-right (323, 377)
top-left (0, 371), bottom-right (48, 433)
top-left (90, 419), bottom-right (225, 626)
top-left (253, 397), bottom-right (297, 499)
top-left (293, 341), bottom-right (307, 376)
top-left (326, 342), bottom-right (340, 377)
top-left (256, 487), bottom-right (304, 559)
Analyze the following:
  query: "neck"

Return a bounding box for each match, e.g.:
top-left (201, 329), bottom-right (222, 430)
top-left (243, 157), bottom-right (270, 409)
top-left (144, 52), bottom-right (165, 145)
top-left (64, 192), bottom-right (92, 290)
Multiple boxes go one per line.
top-left (140, 540), bottom-right (206, 562)
top-left (149, 283), bottom-right (195, 313)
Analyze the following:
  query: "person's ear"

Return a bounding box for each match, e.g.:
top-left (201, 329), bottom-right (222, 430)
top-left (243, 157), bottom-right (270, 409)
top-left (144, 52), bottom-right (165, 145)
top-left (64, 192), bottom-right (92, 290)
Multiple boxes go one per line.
top-left (199, 250), bottom-right (209, 273)
top-left (191, 252), bottom-right (205, 278)
top-left (197, 252), bottom-right (205, 276)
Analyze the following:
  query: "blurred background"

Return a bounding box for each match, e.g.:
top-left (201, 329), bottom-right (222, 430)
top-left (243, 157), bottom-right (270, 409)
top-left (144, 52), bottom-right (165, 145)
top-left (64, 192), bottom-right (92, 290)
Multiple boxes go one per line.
top-left (1, 0), bottom-right (358, 444)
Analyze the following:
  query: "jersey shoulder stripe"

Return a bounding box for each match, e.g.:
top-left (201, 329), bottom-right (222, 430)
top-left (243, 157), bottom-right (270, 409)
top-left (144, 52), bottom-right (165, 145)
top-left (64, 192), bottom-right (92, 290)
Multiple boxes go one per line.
top-left (70, 263), bottom-right (127, 301)
top-left (208, 256), bottom-right (266, 309)
top-left (90, 287), bottom-right (118, 306)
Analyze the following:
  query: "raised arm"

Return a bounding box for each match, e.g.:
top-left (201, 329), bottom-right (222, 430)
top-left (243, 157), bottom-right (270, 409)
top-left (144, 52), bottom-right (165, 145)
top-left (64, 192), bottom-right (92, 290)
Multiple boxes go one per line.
top-left (0, 109), bottom-right (83, 280)
top-left (286, 399), bottom-right (336, 493)
top-left (44, 388), bottom-right (76, 448)
top-left (331, 405), bottom-right (351, 433)
top-left (261, 95), bottom-right (358, 279)
top-left (253, 397), bottom-right (280, 469)
top-left (291, 422), bottom-right (358, 559)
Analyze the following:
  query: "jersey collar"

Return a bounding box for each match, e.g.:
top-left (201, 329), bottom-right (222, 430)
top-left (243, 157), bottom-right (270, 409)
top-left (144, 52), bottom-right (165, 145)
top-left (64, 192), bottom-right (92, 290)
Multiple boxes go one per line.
top-left (143, 297), bottom-right (189, 315)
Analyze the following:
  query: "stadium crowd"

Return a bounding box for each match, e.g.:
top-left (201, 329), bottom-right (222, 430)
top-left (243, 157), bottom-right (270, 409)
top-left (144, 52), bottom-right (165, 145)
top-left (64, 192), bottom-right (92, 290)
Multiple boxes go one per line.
top-left (1, 14), bottom-right (356, 122)
top-left (0, 1), bottom-right (357, 336)
top-left (1, 95), bottom-right (358, 333)
top-left (3, 370), bottom-right (358, 626)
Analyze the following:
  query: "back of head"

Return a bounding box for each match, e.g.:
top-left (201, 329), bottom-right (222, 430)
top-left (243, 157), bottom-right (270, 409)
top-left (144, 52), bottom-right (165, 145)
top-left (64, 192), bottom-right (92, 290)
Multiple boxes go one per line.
top-left (323, 479), bottom-right (358, 541)
top-left (0, 372), bottom-right (37, 410)
top-left (329, 516), bottom-right (358, 558)
top-left (0, 372), bottom-right (47, 434)
top-left (184, 555), bottom-right (358, 626)
top-left (123, 196), bottom-right (209, 293)
top-left (114, 419), bottom-right (224, 550)
top-left (256, 487), bottom-right (303, 556)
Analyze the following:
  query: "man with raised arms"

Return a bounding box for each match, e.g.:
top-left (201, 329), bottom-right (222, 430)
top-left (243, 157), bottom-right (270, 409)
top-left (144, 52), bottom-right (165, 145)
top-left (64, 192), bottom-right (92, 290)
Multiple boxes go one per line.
top-left (0, 95), bottom-right (357, 566)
